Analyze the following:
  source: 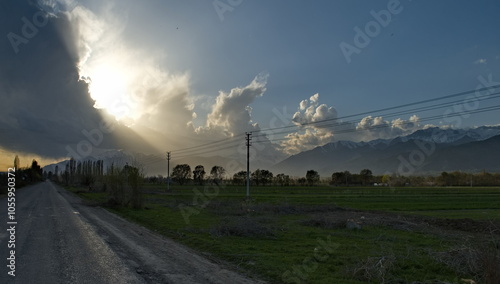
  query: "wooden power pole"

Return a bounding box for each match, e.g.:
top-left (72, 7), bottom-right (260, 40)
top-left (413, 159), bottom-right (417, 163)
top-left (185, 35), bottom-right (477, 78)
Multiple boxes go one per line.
top-left (245, 132), bottom-right (252, 198)
top-left (167, 152), bottom-right (171, 192)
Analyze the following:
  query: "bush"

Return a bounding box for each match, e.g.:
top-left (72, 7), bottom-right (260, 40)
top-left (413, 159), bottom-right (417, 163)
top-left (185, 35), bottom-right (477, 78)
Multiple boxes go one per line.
top-left (105, 163), bottom-right (144, 209)
top-left (432, 239), bottom-right (500, 283)
top-left (351, 255), bottom-right (396, 283)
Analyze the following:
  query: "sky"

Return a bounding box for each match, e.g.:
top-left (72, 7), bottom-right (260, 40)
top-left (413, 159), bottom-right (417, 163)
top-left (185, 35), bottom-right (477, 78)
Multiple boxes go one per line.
top-left (1, 0), bottom-right (500, 172)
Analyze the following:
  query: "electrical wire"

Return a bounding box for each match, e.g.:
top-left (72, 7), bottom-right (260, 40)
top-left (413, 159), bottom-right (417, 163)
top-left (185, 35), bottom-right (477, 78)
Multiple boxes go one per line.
top-left (251, 90), bottom-right (500, 139)
top-left (252, 104), bottom-right (500, 143)
top-left (139, 85), bottom-right (500, 163)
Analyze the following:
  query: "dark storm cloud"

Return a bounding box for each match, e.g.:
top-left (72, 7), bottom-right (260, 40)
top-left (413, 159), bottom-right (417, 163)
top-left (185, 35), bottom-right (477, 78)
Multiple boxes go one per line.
top-left (0, 0), bottom-right (153, 159)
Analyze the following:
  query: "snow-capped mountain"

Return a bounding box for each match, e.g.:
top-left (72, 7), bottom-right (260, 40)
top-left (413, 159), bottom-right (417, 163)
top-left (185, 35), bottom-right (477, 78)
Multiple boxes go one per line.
top-left (43, 126), bottom-right (500, 177)
top-left (272, 126), bottom-right (500, 176)
top-left (399, 126), bottom-right (500, 144)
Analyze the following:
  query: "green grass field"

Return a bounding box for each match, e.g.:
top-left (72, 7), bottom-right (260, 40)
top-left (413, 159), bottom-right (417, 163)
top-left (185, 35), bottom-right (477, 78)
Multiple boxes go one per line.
top-left (68, 184), bottom-right (500, 283)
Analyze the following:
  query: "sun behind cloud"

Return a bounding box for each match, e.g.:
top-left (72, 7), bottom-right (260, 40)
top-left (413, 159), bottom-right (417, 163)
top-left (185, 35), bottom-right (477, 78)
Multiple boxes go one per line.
top-left (83, 63), bottom-right (132, 120)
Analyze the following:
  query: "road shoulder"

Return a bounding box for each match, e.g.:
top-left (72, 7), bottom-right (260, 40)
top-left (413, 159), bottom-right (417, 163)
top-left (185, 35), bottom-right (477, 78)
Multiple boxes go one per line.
top-left (56, 184), bottom-right (265, 284)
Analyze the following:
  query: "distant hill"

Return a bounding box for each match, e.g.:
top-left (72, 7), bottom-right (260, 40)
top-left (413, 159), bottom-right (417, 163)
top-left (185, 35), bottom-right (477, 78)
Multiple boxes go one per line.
top-left (272, 126), bottom-right (500, 177)
top-left (44, 126), bottom-right (500, 178)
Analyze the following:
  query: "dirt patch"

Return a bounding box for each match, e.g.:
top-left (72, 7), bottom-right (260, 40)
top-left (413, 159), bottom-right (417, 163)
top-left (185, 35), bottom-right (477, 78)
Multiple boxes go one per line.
top-left (302, 208), bottom-right (500, 238)
top-left (210, 216), bottom-right (277, 239)
top-left (422, 217), bottom-right (500, 235)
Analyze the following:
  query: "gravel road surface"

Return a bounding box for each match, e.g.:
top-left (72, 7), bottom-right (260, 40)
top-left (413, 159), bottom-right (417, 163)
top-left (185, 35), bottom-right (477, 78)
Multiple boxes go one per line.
top-left (0, 181), bottom-right (264, 283)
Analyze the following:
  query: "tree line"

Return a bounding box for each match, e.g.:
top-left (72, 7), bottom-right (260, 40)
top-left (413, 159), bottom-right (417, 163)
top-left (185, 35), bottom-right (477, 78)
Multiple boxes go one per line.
top-left (55, 157), bottom-right (105, 188)
top-left (330, 170), bottom-right (500, 187)
top-left (47, 157), bottom-right (145, 209)
top-left (170, 163), bottom-right (342, 187)
top-left (4, 156), bottom-right (499, 200)
top-left (168, 163), bottom-right (500, 187)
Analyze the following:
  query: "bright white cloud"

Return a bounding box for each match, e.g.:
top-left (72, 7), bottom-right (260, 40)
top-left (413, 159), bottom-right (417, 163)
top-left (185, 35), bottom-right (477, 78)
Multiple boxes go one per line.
top-left (280, 93), bottom-right (430, 155)
top-left (280, 128), bottom-right (334, 155)
top-left (198, 73), bottom-right (268, 137)
top-left (291, 93), bottom-right (337, 127)
top-left (299, 99), bottom-right (308, 111)
top-left (355, 114), bottom-right (422, 141)
top-left (280, 94), bottom-right (337, 155)
top-left (357, 115), bottom-right (390, 130)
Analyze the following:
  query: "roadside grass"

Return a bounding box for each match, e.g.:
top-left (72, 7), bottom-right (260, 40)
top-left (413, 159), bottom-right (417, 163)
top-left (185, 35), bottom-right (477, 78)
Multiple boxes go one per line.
top-left (68, 184), bottom-right (500, 283)
top-left (65, 185), bottom-right (108, 204)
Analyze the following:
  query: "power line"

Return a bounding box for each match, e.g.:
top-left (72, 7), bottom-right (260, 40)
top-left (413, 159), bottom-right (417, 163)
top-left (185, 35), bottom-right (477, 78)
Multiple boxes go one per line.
top-left (171, 133), bottom-right (245, 154)
top-left (172, 141), bottom-right (243, 159)
top-left (258, 84), bottom-right (500, 133)
top-left (252, 104), bottom-right (500, 143)
top-left (138, 85), bottom-right (500, 163)
top-left (252, 91), bottom-right (500, 140)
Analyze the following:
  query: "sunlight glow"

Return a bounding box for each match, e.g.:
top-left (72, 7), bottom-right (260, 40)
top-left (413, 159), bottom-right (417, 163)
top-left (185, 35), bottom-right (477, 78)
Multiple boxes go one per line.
top-left (85, 64), bottom-right (134, 121)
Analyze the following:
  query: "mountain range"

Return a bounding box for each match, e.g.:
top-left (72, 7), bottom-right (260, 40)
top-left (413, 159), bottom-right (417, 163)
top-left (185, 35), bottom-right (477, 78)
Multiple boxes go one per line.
top-left (272, 126), bottom-right (500, 177)
top-left (43, 126), bottom-right (500, 178)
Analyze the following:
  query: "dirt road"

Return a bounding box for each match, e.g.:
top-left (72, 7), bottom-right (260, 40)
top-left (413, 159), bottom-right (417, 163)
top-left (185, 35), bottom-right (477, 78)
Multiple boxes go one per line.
top-left (0, 181), bottom-right (264, 283)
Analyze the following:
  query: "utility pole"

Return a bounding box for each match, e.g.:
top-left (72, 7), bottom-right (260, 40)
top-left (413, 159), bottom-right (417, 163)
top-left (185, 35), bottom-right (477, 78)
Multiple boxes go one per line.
top-left (245, 132), bottom-right (252, 198)
top-left (167, 152), bottom-right (171, 192)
